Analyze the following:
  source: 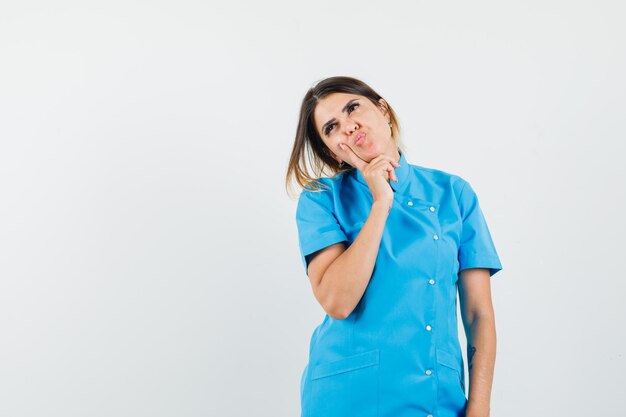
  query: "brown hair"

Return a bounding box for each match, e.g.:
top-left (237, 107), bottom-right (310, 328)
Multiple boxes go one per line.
top-left (285, 76), bottom-right (405, 198)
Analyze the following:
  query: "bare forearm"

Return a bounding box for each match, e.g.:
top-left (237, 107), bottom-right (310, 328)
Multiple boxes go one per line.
top-left (322, 201), bottom-right (391, 319)
top-left (465, 316), bottom-right (497, 417)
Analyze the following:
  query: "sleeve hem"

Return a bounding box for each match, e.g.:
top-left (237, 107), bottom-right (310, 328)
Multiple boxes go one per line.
top-left (300, 230), bottom-right (348, 274)
top-left (458, 252), bottom-right (503, 277)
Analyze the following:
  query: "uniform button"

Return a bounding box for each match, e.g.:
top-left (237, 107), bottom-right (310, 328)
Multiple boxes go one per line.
top-left (433, 234), bottom-right (439, 240)
top-left (425, 369), bottom-right (432, 375)
top-left (429, 206), bottom-right (435, 212)
top-left (407, 201), bottom-right (413, 206)
top-left (426, 325), bottom-right (432, 331)
top-left (427, 415), bottom-right (433, 417)
top-left (428, 279), bottom-right (435, 285)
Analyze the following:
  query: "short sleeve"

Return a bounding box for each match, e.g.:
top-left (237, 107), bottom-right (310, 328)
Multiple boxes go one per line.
top-left (295, 186), bottom-right (348, 276)
top-left (457, 179), bottom-right (503, 277)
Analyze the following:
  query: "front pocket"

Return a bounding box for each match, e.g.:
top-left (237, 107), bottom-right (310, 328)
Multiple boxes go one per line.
top-left (435, 348), bottom-right (467, 411)
top-left (309, 349), bottom-right (379, 417)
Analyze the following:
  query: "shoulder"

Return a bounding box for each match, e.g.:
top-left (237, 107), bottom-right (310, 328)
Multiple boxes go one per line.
top-left (297, 172), bottom-right (349, 211)
top-left (300, 171), bottom-right (349, 197)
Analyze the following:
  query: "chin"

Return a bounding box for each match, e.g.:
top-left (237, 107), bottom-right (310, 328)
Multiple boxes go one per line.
top-left (362, 143), bottom-right (384, 160)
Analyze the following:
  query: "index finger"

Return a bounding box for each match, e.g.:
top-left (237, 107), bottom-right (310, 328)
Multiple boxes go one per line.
top-left (338, 143), bottom-right (367, 172)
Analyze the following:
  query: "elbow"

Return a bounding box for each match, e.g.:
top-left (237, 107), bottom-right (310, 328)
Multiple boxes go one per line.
top-left (317, 276), bottom-right (352, 320)
top-left (324, 297), bottom-right (352, 320)
top-left (328, 308), bottom-right (350, 320)
top-left (328, 310), bottom-right (350, 320)
top-left (464, 309), bottom-right (495, 328)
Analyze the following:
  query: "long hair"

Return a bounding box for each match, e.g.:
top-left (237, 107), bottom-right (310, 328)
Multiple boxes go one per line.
top-left (285, 76), bottom-right (404, 198)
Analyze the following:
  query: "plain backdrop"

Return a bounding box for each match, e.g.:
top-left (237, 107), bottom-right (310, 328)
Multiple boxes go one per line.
top-left (1, 1), bottom-right (625, 416)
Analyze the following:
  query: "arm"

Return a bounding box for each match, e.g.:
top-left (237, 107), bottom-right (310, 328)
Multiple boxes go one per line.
top-left (308, 200), bottom-right (391, 319)
top-left (458, 267), bottom-right (497, 417)
top-left (306, 149), bottom-right (399, 320)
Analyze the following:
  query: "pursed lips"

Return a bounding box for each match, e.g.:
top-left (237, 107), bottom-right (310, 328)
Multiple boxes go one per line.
top-left (354, 132), bottom-right (365, 146)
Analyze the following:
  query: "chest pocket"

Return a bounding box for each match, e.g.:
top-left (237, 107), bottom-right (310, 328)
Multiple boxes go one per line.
top-left (307, 349), bottom-right (379, 417)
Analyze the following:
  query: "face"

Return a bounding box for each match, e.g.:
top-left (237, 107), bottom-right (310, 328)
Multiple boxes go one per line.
top-left (313, 92), bottom-right (395, 165)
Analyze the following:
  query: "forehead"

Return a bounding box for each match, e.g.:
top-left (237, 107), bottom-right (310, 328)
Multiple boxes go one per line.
top-left (313, 93), bottom-right (364, 130)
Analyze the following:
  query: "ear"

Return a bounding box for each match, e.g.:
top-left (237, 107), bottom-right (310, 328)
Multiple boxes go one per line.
top-left (378, 98), bottom-right (391, 123)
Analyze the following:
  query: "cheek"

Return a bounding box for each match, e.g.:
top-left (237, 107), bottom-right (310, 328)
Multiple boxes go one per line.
top-left (328, 137), bottom-right (343, 151)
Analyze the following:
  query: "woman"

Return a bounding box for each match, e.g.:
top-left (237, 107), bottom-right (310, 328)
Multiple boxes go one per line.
top-left (285, 76), bottom-right (503, 417)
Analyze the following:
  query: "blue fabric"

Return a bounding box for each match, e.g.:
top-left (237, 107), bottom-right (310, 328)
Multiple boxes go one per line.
top-left (295, 151), bottom-right (502, 417)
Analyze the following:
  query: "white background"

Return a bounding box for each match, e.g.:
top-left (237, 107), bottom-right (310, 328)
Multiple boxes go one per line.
top-left (1, 1), bottom-right (624, 416)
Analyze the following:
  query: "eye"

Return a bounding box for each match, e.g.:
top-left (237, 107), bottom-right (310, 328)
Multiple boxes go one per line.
top-left (323, 102), bottom-right (360, 136)
top-left (324, 123), bottom-right (335, 136)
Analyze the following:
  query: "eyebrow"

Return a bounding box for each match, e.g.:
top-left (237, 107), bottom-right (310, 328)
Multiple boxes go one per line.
top-left (320, 99), bottom-right (358, 135)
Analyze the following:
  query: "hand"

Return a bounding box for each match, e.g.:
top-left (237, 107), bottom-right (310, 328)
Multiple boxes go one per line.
top-left (338, 143), bottom-right (400, 204)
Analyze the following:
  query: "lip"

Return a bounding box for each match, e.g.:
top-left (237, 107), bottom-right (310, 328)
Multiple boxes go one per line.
top-left (354, 132), bottom-right (365, 146)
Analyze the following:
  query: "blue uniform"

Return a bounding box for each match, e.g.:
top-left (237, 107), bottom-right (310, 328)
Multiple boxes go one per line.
top-left (295, 151), bottom-right (503, 417)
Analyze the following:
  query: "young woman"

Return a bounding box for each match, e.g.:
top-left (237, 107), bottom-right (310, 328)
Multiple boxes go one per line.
top-left (285, 76), bottom-right (503, 417)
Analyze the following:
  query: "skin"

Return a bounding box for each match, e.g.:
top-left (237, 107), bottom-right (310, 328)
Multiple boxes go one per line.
top-left (307, 92), bottom-right (401, 320)
top-left (458, 268), bottom-right (497, 417)
top-left (306, 92), bottom-right (497, 416)
top-left (313, 92), bottom-right (400, 202)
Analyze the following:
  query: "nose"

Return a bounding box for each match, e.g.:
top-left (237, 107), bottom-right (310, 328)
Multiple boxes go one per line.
top-left (345, 121), bottom-right (359, 135)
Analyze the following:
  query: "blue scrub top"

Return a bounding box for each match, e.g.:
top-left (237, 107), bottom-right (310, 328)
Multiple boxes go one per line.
top-left (295, 150), bottom-right (503, 417)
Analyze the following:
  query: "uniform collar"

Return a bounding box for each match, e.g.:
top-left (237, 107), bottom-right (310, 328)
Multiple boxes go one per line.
top-left (353, 150), bottom-right (410, 193)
